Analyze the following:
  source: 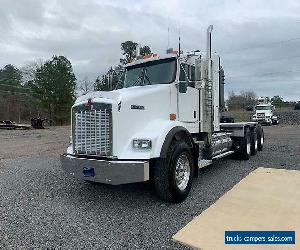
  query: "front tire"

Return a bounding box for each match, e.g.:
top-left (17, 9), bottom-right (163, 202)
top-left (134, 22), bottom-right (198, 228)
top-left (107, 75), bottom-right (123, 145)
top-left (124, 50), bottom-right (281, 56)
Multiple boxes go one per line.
top-left (153, 141), bottom-right (194, 203)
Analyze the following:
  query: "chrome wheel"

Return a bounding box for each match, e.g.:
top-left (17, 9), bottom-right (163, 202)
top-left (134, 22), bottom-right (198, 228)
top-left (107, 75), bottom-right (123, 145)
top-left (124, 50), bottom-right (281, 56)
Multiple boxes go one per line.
top-left (175, 153), bottom-right (191, 191)
top-left (246, 141), bottom-right (251, 155)
top-left (255, 138), bottom-right (258, 150)
top-left (260, 136), bottom-right (264, 146)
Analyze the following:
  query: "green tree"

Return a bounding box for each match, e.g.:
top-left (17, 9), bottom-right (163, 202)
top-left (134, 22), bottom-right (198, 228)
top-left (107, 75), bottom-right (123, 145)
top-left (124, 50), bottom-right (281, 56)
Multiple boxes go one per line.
top-left (120, 41), bottom-right (152, 65)
top-left (0, 64), bottom-right (22, 86)
top-left (120, 41), bottom-right (138, 65)
top-left (94, 65), bottom-right (125, 91)
top-left (94, 75), bottom-right (109, 91)
top-left (32, 55), bottom-right (76, 125)
top-left (140, 45), bottom-right (151, 56)
top-left (271, 95), bottom-right (284, 107)
top-left (95, 41), bottom-right (151, 92)
top-left (0, 64), bottom-right (27, 94)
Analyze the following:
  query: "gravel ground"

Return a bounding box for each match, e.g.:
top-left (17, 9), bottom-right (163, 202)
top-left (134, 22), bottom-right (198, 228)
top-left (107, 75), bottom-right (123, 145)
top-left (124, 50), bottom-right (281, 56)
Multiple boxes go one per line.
top-left (0, 126), bottom-right (69, 159)
top-left (275, 110), bottom-right (300, 125)
top-left (0, 125), bottom-right (299, 249)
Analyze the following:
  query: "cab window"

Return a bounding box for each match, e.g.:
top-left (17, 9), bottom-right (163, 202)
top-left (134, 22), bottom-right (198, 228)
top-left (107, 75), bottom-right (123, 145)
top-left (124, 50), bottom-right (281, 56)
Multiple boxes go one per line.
top-left (179, 63), bottom-right (196, 88)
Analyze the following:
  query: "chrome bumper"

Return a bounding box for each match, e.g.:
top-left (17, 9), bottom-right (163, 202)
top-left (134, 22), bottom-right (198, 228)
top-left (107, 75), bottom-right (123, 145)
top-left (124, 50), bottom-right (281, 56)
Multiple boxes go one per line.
top-left (60, 154), bottom-right (149, 185)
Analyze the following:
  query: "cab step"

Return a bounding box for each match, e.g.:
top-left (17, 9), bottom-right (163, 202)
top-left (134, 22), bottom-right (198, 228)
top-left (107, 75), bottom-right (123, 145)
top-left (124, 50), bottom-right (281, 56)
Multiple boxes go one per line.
top-left (198, 160), bottom-right (212, 169)
top-left (212, 150), bottom-right (234, 160)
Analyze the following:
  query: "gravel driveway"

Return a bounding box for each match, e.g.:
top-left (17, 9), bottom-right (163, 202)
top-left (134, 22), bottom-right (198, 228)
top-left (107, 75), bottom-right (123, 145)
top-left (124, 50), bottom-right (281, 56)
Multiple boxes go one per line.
top-left (0, 125), bottom-right (299, 249)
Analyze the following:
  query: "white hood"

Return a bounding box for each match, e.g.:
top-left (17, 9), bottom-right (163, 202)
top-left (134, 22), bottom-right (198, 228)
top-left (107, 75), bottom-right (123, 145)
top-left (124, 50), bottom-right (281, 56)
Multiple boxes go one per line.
top-left (75, 90), bottom-right (121, 104)
top-left (74, 85), bottom-right (168, 105)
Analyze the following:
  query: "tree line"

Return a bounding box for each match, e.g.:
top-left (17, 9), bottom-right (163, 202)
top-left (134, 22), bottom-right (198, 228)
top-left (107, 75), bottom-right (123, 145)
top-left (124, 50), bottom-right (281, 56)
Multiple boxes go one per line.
top-left (0, 41), bottom-right (151, 124)
top-left (227, 90), bottom-right (299, 110)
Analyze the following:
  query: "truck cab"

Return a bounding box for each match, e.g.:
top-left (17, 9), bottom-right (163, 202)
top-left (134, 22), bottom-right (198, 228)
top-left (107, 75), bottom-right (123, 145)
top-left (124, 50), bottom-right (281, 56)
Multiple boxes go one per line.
top-left (252, 104), bottom-right (279, 125)
top-left (61, 26), bottom-right (265, 203)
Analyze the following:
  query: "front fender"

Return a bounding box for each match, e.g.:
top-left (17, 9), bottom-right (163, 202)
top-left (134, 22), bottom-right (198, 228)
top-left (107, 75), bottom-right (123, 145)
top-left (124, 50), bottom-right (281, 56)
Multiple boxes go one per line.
top-left (118, 119), bottom-right (189, 159)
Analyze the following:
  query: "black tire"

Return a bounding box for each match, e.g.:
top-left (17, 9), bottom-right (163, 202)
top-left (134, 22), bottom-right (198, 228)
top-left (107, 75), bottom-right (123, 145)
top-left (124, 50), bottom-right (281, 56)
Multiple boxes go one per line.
top-left (153, 141), bottom-right (194, 203)
top-left (256, 126), bottom-right (264, 151)
top-left (235, 128), bottom-right (251, 160)
top-left (250, 129), bottom-right (258, 156)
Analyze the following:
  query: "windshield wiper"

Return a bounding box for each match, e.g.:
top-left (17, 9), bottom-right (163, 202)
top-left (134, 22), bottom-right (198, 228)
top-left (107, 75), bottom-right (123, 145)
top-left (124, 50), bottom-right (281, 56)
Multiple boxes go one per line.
top-left (143, 67), bottom-right (152, 85)
top-left (132, 71), bottom-right (144, 86)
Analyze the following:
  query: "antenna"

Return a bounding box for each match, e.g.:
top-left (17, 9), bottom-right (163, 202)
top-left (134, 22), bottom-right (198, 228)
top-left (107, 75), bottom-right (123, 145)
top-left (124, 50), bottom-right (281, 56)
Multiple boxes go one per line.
top-left (167, 26), bottom-right (170, 48)
top-left (178, 26), bottom-right (181, 56)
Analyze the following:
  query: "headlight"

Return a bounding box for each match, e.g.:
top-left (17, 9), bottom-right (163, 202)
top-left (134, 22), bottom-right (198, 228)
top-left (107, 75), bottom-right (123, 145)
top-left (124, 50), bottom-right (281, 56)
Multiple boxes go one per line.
top-left (133, 139), bottom-right (152, 149)
top-left (272, 116), bottom-right (277, 119)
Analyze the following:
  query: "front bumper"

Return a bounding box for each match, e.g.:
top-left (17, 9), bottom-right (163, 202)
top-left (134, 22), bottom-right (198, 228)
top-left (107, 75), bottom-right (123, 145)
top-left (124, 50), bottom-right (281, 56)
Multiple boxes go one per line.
top-left (60, 154), bottom-right (149, 185)
top-left (252, 118), bottom-right (272, 123)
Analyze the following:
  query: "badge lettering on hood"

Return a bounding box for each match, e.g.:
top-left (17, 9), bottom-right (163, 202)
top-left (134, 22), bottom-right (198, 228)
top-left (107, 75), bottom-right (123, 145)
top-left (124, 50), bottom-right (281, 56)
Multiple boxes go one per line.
top-left (131, 105), bottom-right (145, 110)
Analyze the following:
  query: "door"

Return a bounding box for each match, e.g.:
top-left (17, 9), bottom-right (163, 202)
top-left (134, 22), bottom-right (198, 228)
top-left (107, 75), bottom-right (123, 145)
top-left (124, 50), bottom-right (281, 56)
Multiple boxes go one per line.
top-left (178, 64), bottom-right (199, 122)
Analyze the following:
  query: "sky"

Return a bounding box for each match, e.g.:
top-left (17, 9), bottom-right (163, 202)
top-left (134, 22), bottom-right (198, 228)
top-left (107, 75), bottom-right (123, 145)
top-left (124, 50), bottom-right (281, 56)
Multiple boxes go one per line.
top-left (0, 0), bottom-right (300, 101)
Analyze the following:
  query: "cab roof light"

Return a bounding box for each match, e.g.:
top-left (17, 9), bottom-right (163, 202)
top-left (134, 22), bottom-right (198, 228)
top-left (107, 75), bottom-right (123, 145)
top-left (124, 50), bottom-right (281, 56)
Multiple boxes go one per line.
top-left (142, 53), bottom-right (158, 59)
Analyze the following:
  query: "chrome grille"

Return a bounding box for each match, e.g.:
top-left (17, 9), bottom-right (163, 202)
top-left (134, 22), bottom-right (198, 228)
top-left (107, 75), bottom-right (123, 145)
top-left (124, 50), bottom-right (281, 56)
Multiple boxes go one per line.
top-left (257, 113), bottom-right (265, 118)
top-left (73, 108), bottom-right (112, 156)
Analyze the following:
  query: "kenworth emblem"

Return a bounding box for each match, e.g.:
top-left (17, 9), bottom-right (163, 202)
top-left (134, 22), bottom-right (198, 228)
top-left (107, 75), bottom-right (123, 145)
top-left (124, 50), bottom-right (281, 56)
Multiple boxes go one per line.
top-left (131, 104), bottom-right (145, 110)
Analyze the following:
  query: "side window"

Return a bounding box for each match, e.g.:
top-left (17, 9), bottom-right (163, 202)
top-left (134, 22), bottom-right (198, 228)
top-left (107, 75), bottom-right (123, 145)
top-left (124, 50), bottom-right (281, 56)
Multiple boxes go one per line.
top-left (179, 64), bottom-right (196, 88)
top-left (179, 64), bottom-right (186, 82)
top-left (179, 63), bottom-right (189, 82)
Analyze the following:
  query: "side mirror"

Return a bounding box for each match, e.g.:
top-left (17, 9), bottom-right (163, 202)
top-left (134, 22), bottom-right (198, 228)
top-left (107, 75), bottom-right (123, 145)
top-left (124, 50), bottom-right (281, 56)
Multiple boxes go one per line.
top-left (179, 81), bottom-right (187, 93)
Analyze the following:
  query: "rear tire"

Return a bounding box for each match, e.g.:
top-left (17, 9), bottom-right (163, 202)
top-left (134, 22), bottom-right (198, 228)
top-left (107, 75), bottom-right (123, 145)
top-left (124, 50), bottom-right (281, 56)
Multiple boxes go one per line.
top-left (256, 126), bottom-right (264, 151)
top-left (234, 128), bottom-right (251, 160)
top-left (153, 141), bottom-right (194, 203)
top-left (250, 129), bottom-right (258, 156)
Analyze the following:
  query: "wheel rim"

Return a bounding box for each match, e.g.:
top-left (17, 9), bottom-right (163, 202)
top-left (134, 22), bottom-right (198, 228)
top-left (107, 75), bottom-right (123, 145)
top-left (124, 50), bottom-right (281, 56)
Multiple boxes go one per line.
top-left (255, 137), bottom-right (258, 150)
top-left (175, 153), bottom-right (191, 191)
top-left (261, 135), bottom-right (264, 145)
top-left (246, 141), bottom-right (251, 155)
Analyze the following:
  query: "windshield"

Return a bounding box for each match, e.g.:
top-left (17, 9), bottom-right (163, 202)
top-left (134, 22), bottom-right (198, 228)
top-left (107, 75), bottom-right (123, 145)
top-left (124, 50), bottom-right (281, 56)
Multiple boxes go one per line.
top-left (256, 106), bottom-right (272, 110)
top-left (123, 58), bottom-right (176, 88)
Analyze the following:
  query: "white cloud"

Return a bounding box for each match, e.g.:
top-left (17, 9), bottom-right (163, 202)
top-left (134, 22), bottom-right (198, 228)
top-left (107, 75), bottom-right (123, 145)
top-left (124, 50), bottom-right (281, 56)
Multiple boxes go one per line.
top-left (0, 0), bottom-right (299, 100)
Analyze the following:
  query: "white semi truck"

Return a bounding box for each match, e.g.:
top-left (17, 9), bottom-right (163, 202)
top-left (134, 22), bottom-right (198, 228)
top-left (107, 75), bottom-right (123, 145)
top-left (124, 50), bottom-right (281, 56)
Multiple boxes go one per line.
top-left (252, 98), bottom-right (279, 125)
top-left (61, 26), bottom-right (264, 203)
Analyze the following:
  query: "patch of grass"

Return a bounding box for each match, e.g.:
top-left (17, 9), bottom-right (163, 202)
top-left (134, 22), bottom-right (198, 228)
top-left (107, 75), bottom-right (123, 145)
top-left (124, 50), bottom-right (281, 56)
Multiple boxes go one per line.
top-left (228, 110), bottom-right (254, 122)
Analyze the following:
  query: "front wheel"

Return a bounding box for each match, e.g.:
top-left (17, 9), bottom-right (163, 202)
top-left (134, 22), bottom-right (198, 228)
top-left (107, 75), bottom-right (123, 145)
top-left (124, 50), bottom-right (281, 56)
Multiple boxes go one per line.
top-left (153, 141), bottom-right (194, 203)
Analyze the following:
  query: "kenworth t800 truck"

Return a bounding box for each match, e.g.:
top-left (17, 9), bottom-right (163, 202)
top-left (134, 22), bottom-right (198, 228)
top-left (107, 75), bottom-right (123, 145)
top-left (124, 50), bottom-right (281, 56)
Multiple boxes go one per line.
top-left (61, 26), bottom-right (264, 203)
